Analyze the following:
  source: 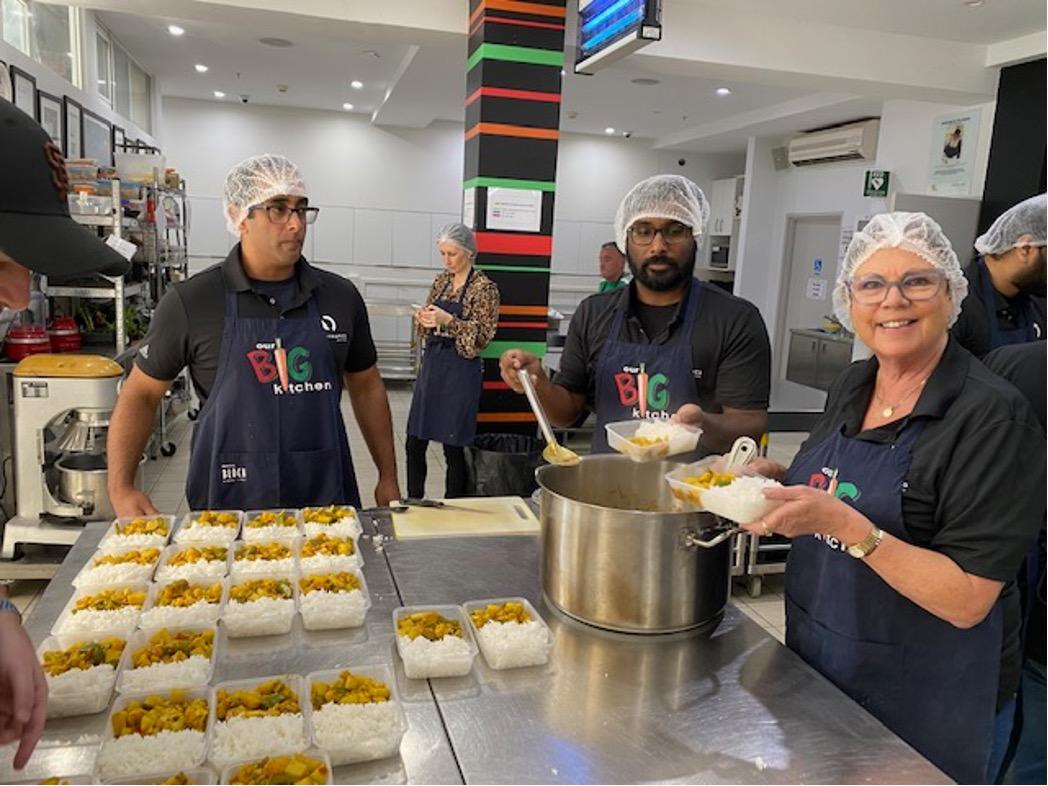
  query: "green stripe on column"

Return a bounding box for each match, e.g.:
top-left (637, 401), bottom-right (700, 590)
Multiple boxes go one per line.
top-left (480, 340), bottom-right (547, 359)
top-left (467, 43), bottom-right (564, 71)
top-left (463, 176), bottom-right (555, 191)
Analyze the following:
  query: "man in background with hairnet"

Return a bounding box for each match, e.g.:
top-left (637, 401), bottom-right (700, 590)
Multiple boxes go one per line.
top-left (952, 193), bottom-right (1046, 357)
top-left (107, 154), bottom-right (400, 514)
top-left (500, 174), bottom-right (771, 455)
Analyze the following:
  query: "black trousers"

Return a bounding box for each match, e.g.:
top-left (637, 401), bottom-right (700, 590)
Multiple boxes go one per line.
top-left (406, 435), bottom-right (468, 499)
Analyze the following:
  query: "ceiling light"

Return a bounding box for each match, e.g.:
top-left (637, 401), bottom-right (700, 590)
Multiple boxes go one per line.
top-left (342, 102), bottom-right (354, 110)
top-left (350, 80), bottom-right (363, 89)
top-left (630, 77), bottom-right (660, 86)
top-left (716, 87), bottom-right (732, 96)
top-left (964, 0), bottom-right (984, 6)
top-left (213, 91), bottom-right (226, 98)
top-left (259, 37), bottom-right (294, 47)
top-left (194, 64), bottom-right (209, 73)
top-left (604, 127), bottom-right (616, 135)
top-left (168, 24), bottom-right (185, 36)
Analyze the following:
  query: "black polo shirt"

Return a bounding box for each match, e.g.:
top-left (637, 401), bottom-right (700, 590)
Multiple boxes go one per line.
top-left (135, 245), bottom-right (377, 402)
top-left (951, 259), bottom-right (1046, 358)
top-left (800, 337), bottom-right (1045, 706)
top-left (554, 280), bottom-right (771, 412)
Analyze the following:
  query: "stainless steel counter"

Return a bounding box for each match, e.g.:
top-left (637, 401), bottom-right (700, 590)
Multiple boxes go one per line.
top-left (6, 521), bottom-right (951, 784)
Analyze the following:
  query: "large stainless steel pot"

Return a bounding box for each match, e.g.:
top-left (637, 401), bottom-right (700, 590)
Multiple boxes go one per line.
top-left (537, 454), bottom-right (734, 634)
top-left (53, 453), bottom-right (115, 520)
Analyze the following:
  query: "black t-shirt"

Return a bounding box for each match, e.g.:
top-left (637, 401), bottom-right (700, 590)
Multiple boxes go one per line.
top-left (951, 259), bottom-right (1046, 358)
top-left (800, 337), bottom-right (1045, 705)
top-left (135, 246), bottom-right (377, 402)
top-left (554, 280), bottom-right (771, 412)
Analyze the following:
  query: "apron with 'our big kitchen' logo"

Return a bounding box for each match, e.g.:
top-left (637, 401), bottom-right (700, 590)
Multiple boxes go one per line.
top-left (591, 279), bottom-right (704, 454)
top-left (186, 289), bottom-right (360, 510)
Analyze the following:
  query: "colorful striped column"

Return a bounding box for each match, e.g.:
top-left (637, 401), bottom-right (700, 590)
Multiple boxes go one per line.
top-left (465, 0), bottom-right (567, 435)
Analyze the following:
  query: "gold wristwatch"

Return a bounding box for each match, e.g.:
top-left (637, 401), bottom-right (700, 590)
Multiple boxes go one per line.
top-left (846, 526), bottom-right (884, 559)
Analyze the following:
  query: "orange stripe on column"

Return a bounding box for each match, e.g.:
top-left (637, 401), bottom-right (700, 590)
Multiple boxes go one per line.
top-left (500, 305), bottom-right (548, 316)
top-left (477, 412), bottom-right (537, 423)
top-left (465, 122), bottom-right (559, 141)
top-left (476, 232), bottom-right (552, 255)
top-left (482, 0), bottom-right (567, 18)
top-left (466, 86), bottom-right (562, 106)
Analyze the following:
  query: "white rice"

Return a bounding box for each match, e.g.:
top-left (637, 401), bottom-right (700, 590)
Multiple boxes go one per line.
top-left (701, 475), bottom-right (782, 524)
top-left (634, 420), bottom-right (697, 454)
top-left (45, 664), bottom-right (117, 718)
top-left (312, 700), bottom-right (402, 765)
top-left (241, 524), bottom-right (299, 541)
top-left (302, 518), bottom-right (360, 539)
top-left (398, 635), bottom-right (474, 678)
top-left (156, 558), bottom-right (227, 582)
top-left (222, 597), bottom-right (295, 638)
top-left (95, 728), bottom-right (206, 779)
top-left (298, 554), bottom-right (359, 575)
top-left (231, 556), bottom-right (295, 577)
top-left (176, 522), bottom-right (238, 544)
top-left (209, 713), bottom-right (306, 769)
top-left (140, 599), bottom-right (221, 629)
top-left (102, 533), bottom-right (167, 550)
top-left (299, 589), bottom-right (367, 630)
top-left (119, 654), bottom-right (212, 693)
top-left (474, 620), bottom-right (550, 669)
top-left (58, 606), bottom-right (140, 635)
top-left (73, 559), bottom-right (156, 588)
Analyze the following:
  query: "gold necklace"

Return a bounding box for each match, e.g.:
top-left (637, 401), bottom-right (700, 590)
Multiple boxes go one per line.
top-left (873, 378), bottom-right (926, 418)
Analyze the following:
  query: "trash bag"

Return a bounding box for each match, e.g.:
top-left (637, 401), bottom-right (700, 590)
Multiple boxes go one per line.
top-left (465, 433), bottom-right (545, 497)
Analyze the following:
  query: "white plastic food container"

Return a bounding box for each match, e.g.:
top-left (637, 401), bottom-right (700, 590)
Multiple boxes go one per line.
top-left (208, 674), bottom-right (309, 770)
top-left (297, 568), bottom-right (370, 631)
top-left (301, 506), bottom-right (362, 539)
top-left (116, 625), bottom-right (219, 694)
top-left (175, 511), bottom-right (243, 544)
top-left (663, 456), bottom-right (721, 507)
top-left (221, 576), bottom-right (297, 638)
top-left (219, 749), bottom-right (332, 785)
top-left (99, 515), bottom-right (176, 550)
top-left (463, 597), bottom-right (554, 670)
top-left (241, 509), bottom-right (303, 542)
top-left (605, 419), bottom-right (701, 462)
top-left (156, 543), bottom-right (231, 582)
top-left (306, 664), bottom-right (406, 765)
top-left (51, 582), bottom-right (148, 637)
top-left (103, 765), bottom-right (217, 784)
top-left (37, 632), bottom-right (129, 718)
top-left (140, 578), bottom-right (228, 629)
top-left (94, 687), bottom-right (211, 781)
top-left (71, 544), bottom-right (161, 588)
top-left (230, 538), bottom-right (298, 578)
top-left (393, 604), bottom-right (477, 679)
top-left (700, 475), bottom-right (784, 524)
top-left (297, 532), bottom-right (362, 574)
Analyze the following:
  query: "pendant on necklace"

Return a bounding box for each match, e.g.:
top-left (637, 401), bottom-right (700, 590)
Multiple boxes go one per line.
top-left (882, 406), bottom-right (894, 418)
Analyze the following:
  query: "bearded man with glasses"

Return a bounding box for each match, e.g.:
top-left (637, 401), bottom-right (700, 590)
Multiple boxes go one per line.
top-left (108, 154), bottom-right (400, 515)
top-left (500, 174), bottom-right (771, 456)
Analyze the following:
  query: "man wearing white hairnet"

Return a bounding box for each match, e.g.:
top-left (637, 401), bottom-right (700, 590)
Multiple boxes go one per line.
top-left (952, 193), bottom-right (1046, 357)
top-left (108, 154), bottom-right (400, 513)
top-left (500, 175), bottom-right (771, 455)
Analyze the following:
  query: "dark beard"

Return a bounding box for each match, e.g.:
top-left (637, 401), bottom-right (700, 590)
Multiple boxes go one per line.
top-left (1015, 248), bottom-right (1047, 296)
top-left (626, 244), bottom-right (697, 292)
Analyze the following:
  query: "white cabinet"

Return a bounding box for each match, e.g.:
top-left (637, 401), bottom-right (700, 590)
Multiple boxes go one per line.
top-left (708, 176), bottom-right (744, 236)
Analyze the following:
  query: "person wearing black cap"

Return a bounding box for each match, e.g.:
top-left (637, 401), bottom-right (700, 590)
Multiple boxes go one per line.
top-left (0, 98), bottom-right (130, 770)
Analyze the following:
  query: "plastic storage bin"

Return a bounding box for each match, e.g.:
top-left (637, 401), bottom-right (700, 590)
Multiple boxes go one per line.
top-left (140, 577), bottom-right (228, 629)
top-left (174, 511), bottom-right (244, 544)
top-left (51, 582), bottom-right (149, 637)
top-left (393, 604), bottom-right (477, 679)
top-left (241, 509), bottom-right (302, 541)
top-left (219, 749), bottom-right (331, 785)
top-left (297, 567), bottom-right (370, 631)
top-left (605, 419), bottom-right (701, 462)
top-left (156, 542), bottom-right (232, 582)
top-left (306, 664), bottom-right (406, 765)
top-left (463, 597), bottom-right (554, 670)
top-left (37, 632), bottom-right (129, 718)
top-left (100, 515), bottom-right (176, 550)
top-left (116, 625), bottom-right (219, 694)
top-left (208, 674), bottom-right (309, 769)
top-left (222, 576), bottom-right (297, 638)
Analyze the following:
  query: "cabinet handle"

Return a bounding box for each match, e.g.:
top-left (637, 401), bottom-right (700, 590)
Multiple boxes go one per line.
top-left (810, 341), bottom-right (817, 354)
top-left (820, 343), bottom-right (827, 354)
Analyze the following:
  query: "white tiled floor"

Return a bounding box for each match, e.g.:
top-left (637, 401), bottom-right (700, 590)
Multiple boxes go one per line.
top-left (14, 383), bottom-right (806, 643)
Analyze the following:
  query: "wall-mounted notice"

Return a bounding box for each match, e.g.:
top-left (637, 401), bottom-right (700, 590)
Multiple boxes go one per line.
top-left (927, 108), bottom-right (981, 196)
top-left (486, 187), bottom-right (542, 233)
top-left (806, 277), bottom-right (827, 301)
top-left (462, 187), bottom-right (476, 229)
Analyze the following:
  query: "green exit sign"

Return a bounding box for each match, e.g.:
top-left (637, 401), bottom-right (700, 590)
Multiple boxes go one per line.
top-left (864, 170), bottom-right (890, 197)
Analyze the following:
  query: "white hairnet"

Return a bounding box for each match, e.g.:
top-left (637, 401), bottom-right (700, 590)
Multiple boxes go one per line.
top-left (613, 175), bottom-right (710, 253)
top-left (222, 154), bottom-right (308, 234)
top-left (974, 193), bottom-right (1047, 256)
top-left (436, 222), bottom-right (477, 258)
top-left (832, 212), bottom-right (968, 331)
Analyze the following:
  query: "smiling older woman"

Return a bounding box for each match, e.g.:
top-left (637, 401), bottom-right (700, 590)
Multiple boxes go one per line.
top-left (744, 213), bottom-right (1044, 783)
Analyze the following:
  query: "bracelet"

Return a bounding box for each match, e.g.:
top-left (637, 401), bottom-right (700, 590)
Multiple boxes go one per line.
top-left (0, 598), bottom-right (22, 623)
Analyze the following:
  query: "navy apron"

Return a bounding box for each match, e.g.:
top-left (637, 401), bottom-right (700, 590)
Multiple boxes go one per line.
top-left (591, 279), bottom-right (703, 454)
top-left (784, 419), bottom-right (1003, 784)
top-left (977, 257), bottom-right (1041, 350)
top-left (186, 288), bottom-right (360, 510)
top-left (406, 269), bottom-right (482, 447)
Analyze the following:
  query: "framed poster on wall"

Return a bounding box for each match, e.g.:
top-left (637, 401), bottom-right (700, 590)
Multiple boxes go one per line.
top-left (0, 60), bottom-right (11, 102)
top-left (36, 90), bottom-right (63, 148)
top-left (63, 96), bottom-right (83, 158)
top-left (82, 108), bottom-right (112, 165)
top-left (10, 65), bottom-right (36, 118)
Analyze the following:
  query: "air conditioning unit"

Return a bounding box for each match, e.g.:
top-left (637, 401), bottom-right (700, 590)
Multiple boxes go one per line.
top-left (787, 119), bottom-right (880, 167)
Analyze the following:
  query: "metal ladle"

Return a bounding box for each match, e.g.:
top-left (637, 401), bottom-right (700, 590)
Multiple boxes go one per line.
top-left (517, 368), bottom-right (580, 467)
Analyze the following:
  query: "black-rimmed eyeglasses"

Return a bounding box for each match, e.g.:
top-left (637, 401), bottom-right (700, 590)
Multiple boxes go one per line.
top-left (250, 203), bottom-right (320, 225)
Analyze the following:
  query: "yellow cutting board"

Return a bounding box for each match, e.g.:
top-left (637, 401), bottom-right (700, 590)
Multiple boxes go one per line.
top-left (391, 496), bottom-right (539, 539)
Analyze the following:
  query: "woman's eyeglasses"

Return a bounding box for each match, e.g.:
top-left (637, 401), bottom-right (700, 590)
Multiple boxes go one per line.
top-left (848, 269), bottom-right (946, 305)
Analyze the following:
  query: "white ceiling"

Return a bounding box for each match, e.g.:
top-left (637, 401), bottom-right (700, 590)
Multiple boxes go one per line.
top-left (87, 0), bottom-right (1045, 153)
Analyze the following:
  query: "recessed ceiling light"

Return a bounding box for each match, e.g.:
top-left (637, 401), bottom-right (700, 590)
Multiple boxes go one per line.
top-left (194, 64), bottom-right (208, 73)
top-left (350, 80), bottom-right (363, 89)
top-left (604, 127), bottom-right (616, 135)
top-left (631, 77), bottom-right (660, 86)
top-left (259, 37), bottom-right (294, 47)
top-left (964, 0), bottom-right (984, 6)
top-left (167, 24), bottom-right (185, 36)
top-left (342, 102), bottom-right (354, 110)
top-left (213, 91), bottom-right (226, 98)
top-left (716, 87), bottom-right (732, 96)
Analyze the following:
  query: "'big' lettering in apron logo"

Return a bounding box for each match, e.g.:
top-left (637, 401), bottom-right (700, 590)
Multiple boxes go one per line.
top-left (613, 362), bottom-right (671, 419)
top-left (245, 337), bottom-right (334, 396)
top-left (808, 466), bottom-right (862, 552)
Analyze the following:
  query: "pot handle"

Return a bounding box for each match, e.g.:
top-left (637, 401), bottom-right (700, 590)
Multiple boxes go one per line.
top-left (681, 525), bottom-right (741, 550)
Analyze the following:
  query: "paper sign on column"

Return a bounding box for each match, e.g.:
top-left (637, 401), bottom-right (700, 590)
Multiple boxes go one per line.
top-left (462, 187), bottom-right (476, 229)
top-left (486, 188), bottom-right (542, 233)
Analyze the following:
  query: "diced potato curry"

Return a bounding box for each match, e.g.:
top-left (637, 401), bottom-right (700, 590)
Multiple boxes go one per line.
top-left (245, 511), bottom-right (297, 528)
top-left (298, 572), bottom-right (360, 595)
top-left (469, 601), bottom-right (531, 628)
top-left (215, 678), bottom-right (300, 720)
top-left (156, 580), bottom-right (222, 608)
top-left (110, 691), bottom-right (208, 738)
top-left (300, 534), bottom-right (355, 558)
top-left (626, 435), bottom-right (669, 447)
top-left (683, 469), bottom-right (735, 489)
top-left (41, 637), bottom-right (126, 676)
top-left (311, 670), bottom-right (389, 709)
top-left (228, 753), bottom-right (327, 785)
top-left (229, 579), bottom-right (293, 604)
top-left (167, 546), bottom-right (228, 567)
top-left (235, 542), bottom-right (292, 562)
top-left (397, 610), bottom-right (462, 641)
top-left (92, 548), bottom-right (160, 567)
top-left (301, 505), bottom-right (354, 524)
top-left (160, 773), bottom-right (190, 785)
top-left (117, 517), bottom-right (169, 536)
top-left (192, 511), bottom-right (239, 527)
top-left (131, 628), bottom-right (214, 668)
top-left (72, 587), bottom-right (146, 614)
